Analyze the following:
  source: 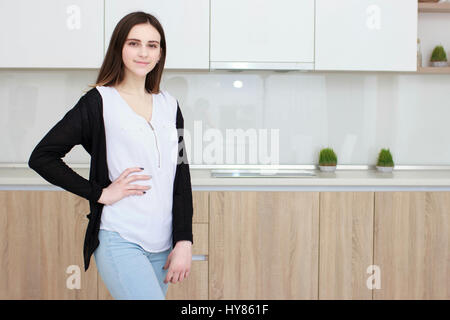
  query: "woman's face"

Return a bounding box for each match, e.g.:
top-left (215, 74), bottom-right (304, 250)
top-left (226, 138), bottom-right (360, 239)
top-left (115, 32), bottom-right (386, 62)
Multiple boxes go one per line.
top-left (121, 23), bottom-right (162, 78)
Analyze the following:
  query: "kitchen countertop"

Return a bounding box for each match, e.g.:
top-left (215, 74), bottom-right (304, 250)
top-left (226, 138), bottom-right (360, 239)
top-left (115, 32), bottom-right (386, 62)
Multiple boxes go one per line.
top-left (2, 167), bottom-right (450, 190)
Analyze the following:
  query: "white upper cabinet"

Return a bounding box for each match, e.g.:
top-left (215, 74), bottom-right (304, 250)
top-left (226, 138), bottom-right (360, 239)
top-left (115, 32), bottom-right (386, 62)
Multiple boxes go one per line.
top-left (0, 0), bottom-right (104, 68)
top-left (105, 0), bottom-right (209, 70)
top-left (210, 0), bottom-right (315, 70)
top-left (315, 0), bottom-right (418, 71)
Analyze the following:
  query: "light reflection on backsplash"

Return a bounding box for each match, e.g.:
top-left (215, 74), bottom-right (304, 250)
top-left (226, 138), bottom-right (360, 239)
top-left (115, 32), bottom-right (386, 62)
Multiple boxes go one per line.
top-left (1, 69), bottom-right (450, 166)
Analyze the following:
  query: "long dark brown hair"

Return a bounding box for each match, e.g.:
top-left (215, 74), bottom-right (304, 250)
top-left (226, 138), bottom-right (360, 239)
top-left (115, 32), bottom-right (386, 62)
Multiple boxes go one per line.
top-left (88, 11), bottom-right (166, 94)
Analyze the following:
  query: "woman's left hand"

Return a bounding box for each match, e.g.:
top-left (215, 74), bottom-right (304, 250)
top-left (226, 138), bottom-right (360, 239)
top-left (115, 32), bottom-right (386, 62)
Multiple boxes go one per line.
top-left (163, 240), bottom-right (192, 284)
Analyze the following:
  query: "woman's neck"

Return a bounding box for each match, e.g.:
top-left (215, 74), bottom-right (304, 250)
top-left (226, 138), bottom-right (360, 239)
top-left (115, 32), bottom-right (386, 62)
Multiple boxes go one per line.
top-left (115, 71), bottom-right (148, 97)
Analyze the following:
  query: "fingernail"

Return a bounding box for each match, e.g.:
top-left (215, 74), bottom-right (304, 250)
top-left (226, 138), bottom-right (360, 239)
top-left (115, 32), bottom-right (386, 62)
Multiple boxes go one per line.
top-left (140, 167), bottom-right (144, 170)
top-left (143, 191), bottom-right (146, 194)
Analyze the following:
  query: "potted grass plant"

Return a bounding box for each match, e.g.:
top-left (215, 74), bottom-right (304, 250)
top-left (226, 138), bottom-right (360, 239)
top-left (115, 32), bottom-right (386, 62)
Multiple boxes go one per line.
top-left (376, 148), bottom-right (394, 172)
top-left (430, 45), bottom-right (448, 67)
top-left (318, 148), bottom-right (337, 172)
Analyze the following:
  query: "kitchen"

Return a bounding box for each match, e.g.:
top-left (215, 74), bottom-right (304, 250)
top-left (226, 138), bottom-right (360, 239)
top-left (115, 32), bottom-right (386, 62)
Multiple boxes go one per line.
top-left (0, 0), bottom-right (449, 301)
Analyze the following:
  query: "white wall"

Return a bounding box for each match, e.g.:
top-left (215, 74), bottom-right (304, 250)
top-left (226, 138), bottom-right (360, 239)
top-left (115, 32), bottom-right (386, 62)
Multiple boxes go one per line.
top-left (1, 69), bottom-right (450, 166)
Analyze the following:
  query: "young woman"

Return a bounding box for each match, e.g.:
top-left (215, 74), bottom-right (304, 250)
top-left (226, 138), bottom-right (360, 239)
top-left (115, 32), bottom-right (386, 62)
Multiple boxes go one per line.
top-left (28, 11), bottom-right (193, 300)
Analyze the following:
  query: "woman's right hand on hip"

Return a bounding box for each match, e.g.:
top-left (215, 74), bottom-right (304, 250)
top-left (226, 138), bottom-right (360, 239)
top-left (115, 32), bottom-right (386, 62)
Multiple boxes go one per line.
top-left (97, 167), bottom-right (151, 205)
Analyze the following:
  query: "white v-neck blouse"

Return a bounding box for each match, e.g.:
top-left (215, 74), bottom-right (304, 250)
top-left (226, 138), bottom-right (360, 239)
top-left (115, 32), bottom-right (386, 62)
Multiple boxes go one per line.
top-left (95, 85), bottom-right (179, 252)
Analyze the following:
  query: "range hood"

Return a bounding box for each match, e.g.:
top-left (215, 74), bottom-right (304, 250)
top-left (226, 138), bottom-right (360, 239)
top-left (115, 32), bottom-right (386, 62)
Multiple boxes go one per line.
top-left (209, 61), bottom-right (315, 71)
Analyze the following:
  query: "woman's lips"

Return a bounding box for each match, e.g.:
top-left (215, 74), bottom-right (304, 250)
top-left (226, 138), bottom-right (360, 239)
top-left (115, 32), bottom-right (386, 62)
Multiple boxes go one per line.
top-left (135, 61), bottom-right (149, 65)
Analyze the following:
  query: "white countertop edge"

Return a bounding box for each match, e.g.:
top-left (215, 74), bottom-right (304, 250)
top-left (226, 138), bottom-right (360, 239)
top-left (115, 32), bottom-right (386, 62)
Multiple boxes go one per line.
top-left (2, 167), bottom-right (450, 189)
top-left (2, 185), bottom-right (450, 192)
top-left (3, 178), bottom-right (450, 187)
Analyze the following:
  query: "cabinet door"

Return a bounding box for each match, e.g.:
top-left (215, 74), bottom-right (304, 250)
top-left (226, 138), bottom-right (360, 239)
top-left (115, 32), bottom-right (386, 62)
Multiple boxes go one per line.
top-left (0, 0), bottom-right (104, 68)
top-left (374, 192), bottom-right (450, 299)
top-left (105, 0), bottom-right (209, 69)
top-left (210, 191), bottom-right (319, 299)
top-left (0, 191), bottom-right (97, 299)
top-left (315, 0), bottom-right (418, 71)
top-left (210, 0), bottom-right (315, 70)
top-left (319, 192), bottom-right (374, 300)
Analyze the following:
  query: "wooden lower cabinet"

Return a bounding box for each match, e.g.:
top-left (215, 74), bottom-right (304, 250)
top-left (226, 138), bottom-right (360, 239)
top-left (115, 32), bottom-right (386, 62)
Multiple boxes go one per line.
top-left (1, 190), bottom-right (448, 299)
top-left (0, 190), bottom-right (209, 299)
top-left (0, 190), bottom-right (97, 299)
top-left (209, 191), bottom-right (449, 300)
top-left (319, 192), bottom-right (374, 300)
top-left (209, 191), bottom-right (320, 299)
top-left (374, 192), bottom-right (450, 299)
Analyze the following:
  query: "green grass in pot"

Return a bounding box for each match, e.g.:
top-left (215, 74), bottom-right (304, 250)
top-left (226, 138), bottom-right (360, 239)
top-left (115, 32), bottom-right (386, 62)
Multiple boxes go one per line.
top-left (376, 148), bottom-right (394, 167)
top-left (319, 148), bottom-right (337, 166)
top-left (430, 45), bottom-right (447, 62)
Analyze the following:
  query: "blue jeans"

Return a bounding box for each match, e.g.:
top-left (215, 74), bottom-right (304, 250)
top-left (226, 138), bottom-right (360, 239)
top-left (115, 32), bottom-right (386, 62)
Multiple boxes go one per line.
top-left (94, 229), bottom-right (172, 300)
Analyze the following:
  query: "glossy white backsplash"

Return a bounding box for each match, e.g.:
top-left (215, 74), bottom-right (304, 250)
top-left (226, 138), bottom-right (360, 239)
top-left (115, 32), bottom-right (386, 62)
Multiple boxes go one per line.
top-left (1, 69), bottom-right (450, 166)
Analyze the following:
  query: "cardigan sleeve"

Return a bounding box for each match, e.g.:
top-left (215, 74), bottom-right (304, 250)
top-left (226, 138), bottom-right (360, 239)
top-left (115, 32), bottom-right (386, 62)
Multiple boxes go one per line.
top-left (28, 94), bottom-right (103, 203)
top-left (172, 101), bottom-right (194, 246)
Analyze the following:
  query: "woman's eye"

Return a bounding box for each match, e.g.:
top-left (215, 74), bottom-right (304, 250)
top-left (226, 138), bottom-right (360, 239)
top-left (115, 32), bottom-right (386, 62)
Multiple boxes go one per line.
top-left (128, 42), bottom-right (156, 48)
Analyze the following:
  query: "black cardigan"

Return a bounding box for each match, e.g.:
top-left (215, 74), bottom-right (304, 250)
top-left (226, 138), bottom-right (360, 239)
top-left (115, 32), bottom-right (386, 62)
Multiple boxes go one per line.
top-left (28, 87), bottom-right (193, 271)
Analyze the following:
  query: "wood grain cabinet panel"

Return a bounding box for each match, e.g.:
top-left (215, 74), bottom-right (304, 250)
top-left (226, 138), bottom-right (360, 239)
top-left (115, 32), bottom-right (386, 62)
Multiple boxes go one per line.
top-left (0, 191), bottom-right (97, 299)
top-left (374, 192), bottom-right (450, 299)
top-left (209, 191), bottom-right (319, 299)
top-left (3, 189), bottom-right (448, 300)
top-left (319, 192), bottom-right (374, 299)
top-left (0, 190), bottom-right (209, 300)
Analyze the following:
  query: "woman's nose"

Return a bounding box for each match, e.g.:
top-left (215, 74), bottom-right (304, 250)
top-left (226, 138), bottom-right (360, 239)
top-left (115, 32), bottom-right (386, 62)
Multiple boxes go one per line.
top-left (138, 44), bottom-right (149, 56)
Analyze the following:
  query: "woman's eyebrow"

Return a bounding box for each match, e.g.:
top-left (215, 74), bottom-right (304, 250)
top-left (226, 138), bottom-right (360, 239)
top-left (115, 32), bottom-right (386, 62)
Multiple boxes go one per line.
top-left (126, 38), bottom-right (159, 44)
